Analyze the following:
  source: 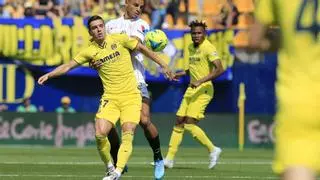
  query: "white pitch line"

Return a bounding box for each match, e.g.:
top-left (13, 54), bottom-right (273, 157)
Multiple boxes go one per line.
top-left (0, 174), bottom-right (278, 179)
top-left (0, 161), bottom-right (272, 165)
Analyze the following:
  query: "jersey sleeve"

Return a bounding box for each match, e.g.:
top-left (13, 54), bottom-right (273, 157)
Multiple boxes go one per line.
top-left (73, 47), bottom-right (92, 64)
top-left (206, 44), bottom-right (220, 62)
top-left (255, 0), bottom-right (276, 25)
top-left (130, 20), bottom-right (150, 42)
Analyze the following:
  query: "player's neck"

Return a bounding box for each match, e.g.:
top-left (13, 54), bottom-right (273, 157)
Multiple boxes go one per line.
top-left (123, 13), bottom-right (134, 20)
top-left (193, 39), bottom-right (205, 48)
top-left (95, 39), bottom-right (105, 47)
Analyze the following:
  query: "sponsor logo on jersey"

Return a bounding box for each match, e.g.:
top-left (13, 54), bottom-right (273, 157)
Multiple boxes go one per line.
top-left (99, 51), bottom-right (120, 63)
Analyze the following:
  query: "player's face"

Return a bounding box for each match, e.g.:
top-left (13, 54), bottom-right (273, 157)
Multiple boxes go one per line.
top-left (125, 0), bottom-right (144, 19)
top-left (89, 19), bottom-right (105, 41)
top-left (191, 26), bottom-right (206, 46)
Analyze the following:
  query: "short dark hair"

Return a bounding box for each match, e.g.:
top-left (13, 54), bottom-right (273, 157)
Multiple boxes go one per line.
top-left (87, 15), bottom-right (104, 30)
top-left (189, 20), bottom-right (207, 31)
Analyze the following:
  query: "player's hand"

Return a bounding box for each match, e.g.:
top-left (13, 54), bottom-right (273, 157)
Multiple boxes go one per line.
top-left (89, 60), bottom-right (103, 69)
top-left (38, 74), bottom-right (49, 85)
top-left (162, 67), bottom-right (174, 81)
top-left (189, 81), bottom-right (201, 88)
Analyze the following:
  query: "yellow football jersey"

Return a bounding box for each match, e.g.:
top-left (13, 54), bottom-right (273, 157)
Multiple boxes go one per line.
top-left (255, 0), bottom-right (320, 91)
top-left (256, 0), bottom-right (320, 174)
top-left (74, 34), bottom-right (139, 98)
top-left (184, 39), bottom-right (220, 87)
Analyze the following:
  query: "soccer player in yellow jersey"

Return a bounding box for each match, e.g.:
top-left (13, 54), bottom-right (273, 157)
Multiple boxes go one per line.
top-left (249, 0), bottom-right (320, 180)
top-left (38, 15), bottom-right (173, 180)
top-left (164, 20), bottom-right (225, 169)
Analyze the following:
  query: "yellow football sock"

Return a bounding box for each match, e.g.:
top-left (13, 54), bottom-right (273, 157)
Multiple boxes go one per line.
top-left (116, 131), bottom-right (134, 173)
top-left (166, 126), bottom-right (184, 160)
top-left (184, 124), bottom-right (214, 152)
top-left (95, 135), bottom-right (111, 165)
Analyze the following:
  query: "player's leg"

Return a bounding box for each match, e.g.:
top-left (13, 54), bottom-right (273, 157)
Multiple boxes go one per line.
top-left (140, 97), bottom-right (163, 161)
top-left (104, 122), bottom-right (137, 180)
top-left (95, 118), bottom-right (114, 167)
top-left (183, 88), bottom-right (221, 169)
top-left (104, 94), bottom-right (142, 179)
top-left (95, 99), bottom-right (120, 178)
top-left (107, 127), bottom-right (120, 165)
top-left (116, 122), bottom-right (137, 173)
top-left (139, 97), bottom-right (165, 179)
top-left (164, 115), bottom-right (186, 168)
top-left (184, 117), bottom-right (221, 169)
top-left (165, 95), bottom-right (190, 168)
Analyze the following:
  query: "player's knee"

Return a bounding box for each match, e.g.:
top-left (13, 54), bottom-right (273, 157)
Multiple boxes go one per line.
top-left (175, 116), bottom-right (186, 127)
top-left (121, 122), bottom-right (137, 133)
top-left (185, 117), bottom-right (198, 124)
top-left (139, 118), bottom-right (151, 129)
top-left (95, 127), bottom-right (107, 137)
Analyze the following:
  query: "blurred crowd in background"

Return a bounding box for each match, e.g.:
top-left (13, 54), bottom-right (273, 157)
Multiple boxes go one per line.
top-left (0, 96), bottom-right (76, 113)
top-left (0, 0), bottom-right (256, 29)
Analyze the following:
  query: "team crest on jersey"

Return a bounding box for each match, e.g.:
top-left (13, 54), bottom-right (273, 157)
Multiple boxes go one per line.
top-left (111, 44), bottom-right (117, 50)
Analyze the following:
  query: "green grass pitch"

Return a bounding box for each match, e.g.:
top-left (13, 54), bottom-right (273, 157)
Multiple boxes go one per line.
top-left (0, 146), bottom-right (275, 179)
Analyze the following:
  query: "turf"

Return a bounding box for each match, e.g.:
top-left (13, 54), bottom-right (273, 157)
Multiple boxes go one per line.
top-left (0, 146), bottom-right (275, 180)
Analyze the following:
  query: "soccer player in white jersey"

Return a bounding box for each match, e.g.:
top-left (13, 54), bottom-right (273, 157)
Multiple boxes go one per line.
top-left (91, 0), bottom-right (165, 179)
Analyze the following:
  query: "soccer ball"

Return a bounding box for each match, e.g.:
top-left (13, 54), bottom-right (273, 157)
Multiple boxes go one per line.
top-left (145, 29), bottom-right (168, 52)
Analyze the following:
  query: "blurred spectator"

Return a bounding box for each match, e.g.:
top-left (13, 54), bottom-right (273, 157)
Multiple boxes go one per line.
top-left (1, 0), bottom-right (14, 18)
top-left (34, 0), bottom-right (54, 18)
top-left (102, 2), bottom-right (117, 21)
top-left (16, 97), bottom-right (38, 113)
top-left (0, 104), bottom-right (8, 112)
top-left (165, 0), bottom-right (179, 27)
top-left (90, 1), bottom-right (116, 21)
top-left (65, 0), bottom-right (86, 17)
top-left (24, 1), bottom-right (35, 17)
top-left (56, 96), bottom-right (76, 113)
top-left (145, 0), bottom-right (167, 29)
top-left (0, 4), bottom-right (10, 18)
top-left (213, 0), bottom-right (239, 29)
top-left (165, 0), bottom-right (188, 28)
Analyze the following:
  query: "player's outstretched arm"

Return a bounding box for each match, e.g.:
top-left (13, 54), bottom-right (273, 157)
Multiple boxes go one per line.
top-left (135, 42), bottom-right (175, 80)
top-left (38, 60), bottom-right (79, 85)
top-left (190, 60), bottom-right (224, 88)
top-left (172, 70), bottom-right (187, 81)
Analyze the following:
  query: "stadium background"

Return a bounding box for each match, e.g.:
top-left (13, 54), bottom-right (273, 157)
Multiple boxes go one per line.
top-left (0, 0), bottom-right (279, 179)
top-left (0, 1), bottom-right (278, 179)
top-left (0, 0), bottom-right (275, 148)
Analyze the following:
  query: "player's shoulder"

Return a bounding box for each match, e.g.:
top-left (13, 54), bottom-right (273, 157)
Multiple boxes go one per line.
top-left (108, 33), bottom-right (130, 41)
top-left (202, 39), bottom-right (216, 50)
top-left (133, 18), bottom-right (150, 29)
top-left (81, 43), bottom-right (97, 55)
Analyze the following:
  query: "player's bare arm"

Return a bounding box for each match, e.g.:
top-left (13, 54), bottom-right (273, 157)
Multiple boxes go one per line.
top-left (190, 59), bottom-right (224, 88)
top-left (38, 60), bottom-right (79, 85)
top-left (135, 42), bottom-right (174, 80)
top-left (172, 70), bottom-right (188, 81)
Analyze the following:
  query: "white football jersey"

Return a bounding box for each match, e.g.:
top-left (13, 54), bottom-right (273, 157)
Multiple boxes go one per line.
top-left (105, 16), bottom-right (150, 84)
